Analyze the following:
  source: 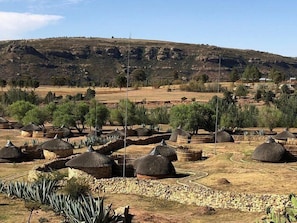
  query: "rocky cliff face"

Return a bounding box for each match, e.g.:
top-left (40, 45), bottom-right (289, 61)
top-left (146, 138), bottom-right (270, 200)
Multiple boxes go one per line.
top-left (0, 37), bottom-right (296, 85)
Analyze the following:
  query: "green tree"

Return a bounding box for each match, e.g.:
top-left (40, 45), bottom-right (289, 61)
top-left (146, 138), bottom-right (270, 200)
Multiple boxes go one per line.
top-left (258, 105), bottom-right (282, 132)
top-left (22, 107), bottom-right (49, 127)
top-left (269, 68), bottom-right (285, 84)
top-left (242, 65), bottom-right (261, 82)
top-left (235, 85), bottom-right (248, 97)
top-left (229, 68), bottom-right (240, 82)
top-left (169, 103), bottom-right (215, 134)
top-left (169, 104), bottom-right (189, 129)
top-left (53, 101), bottom-right (89, 133)
top-left (135, 105), bottom-right (150, 125)
top-left (8, 100), bottom-right (36, 123)
top-left (275, 94), bottom-right (297, 128)
top-left (109, 99), bottom-right (137, 126)
top-left (85, 100), bottom-right (109, 129)
top-left (115, 74), bottom-right (127, 90)
top-left (149, 106), bottom-right (169, 126)
top-left (84, 88), bottom-right (96, 100)
top-left (131, 69), bottom-right (147, 83)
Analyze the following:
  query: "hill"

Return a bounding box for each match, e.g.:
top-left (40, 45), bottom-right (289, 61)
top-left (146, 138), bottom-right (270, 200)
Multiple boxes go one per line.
top-left (0, 37), bottom-right (297, 85)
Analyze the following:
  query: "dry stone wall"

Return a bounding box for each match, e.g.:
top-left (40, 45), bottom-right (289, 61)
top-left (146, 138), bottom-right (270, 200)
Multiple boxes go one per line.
top-left (93, 177), bottom-right (290, 213)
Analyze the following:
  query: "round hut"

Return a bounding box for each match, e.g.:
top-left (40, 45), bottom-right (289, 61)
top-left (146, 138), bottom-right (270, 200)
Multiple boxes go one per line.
top-left (133, 154), bottom-right (176, 179)
top-left (20, 123), bottom-right (43, 137)
top-left (65, 146), bottom-right (113, 179)
top-left (215, 130), bottom-right (234, 143)
top-left (148, 140), bottom-right (177, 162)
top-left (45, 126), bottom-right (73, 138)
top-left (252, 137), bottom-right (286, 162)
top-left (0, 117), bottom-right (10, 129)
top-left (37, 136), bottom-right (73, 159)
top-left (169, 128), bottom-right (191, 144)
top-left (0, 140), bottom-right (24, 163)
top-left (135, 127), bottom-right (153, 137)
top-left (273, 129), bottom-right (296, 144)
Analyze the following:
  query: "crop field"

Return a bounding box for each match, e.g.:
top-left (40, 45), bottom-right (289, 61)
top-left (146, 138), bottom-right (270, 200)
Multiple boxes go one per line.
top-left (0, 85), bottom-right (296, 222)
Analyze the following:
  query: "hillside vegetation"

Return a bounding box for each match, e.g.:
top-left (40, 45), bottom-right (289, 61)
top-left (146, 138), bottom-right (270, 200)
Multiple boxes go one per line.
top-left (0, 37), bottom-right (296, 86)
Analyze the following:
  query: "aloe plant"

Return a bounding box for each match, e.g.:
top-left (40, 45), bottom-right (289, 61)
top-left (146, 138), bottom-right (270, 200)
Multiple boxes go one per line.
top-left (261, 194), bottom-right (297, 223)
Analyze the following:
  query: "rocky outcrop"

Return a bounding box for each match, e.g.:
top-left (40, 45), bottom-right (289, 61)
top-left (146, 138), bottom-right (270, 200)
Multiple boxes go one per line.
top-left (0, 37), bottom-right (296, 85)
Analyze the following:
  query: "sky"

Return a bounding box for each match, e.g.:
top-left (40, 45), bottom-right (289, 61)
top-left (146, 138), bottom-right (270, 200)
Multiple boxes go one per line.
top-left (0, 0), bottom-right (296, 57)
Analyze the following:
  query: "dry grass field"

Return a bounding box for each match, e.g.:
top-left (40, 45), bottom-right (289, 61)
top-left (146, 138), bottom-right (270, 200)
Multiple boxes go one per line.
top-left (0, 85), bottom-right (295, 222)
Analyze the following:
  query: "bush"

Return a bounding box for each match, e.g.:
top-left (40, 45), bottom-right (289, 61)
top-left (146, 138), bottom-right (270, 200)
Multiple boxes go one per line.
top-left (63, 178), bottom-right (90, 199)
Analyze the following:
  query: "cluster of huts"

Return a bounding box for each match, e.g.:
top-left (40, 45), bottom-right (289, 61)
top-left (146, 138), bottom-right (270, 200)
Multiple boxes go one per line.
top-left (1, 123), bottom-right (297, 181)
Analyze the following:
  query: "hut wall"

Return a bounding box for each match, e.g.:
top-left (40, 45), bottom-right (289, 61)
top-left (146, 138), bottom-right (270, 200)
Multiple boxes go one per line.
top-left (136, 173), bottom-right (165, 180)
top-left (21, 131), bottom-right (32, 137)
top-left (0, 123), bottom-right (10, 129)
top-left (286, 138), bottom-right (297, 145)
top-left (176, 150), bottom-right (202, 162)
top-left (68, 167), bottom-right (112, 179)
top-left (43, 149), bottom-right (73, 160)
top-left (32, 131), bottom-right (44, 138)
top-left (176, 135), bottom-right (191, 145)
top-left (190, 135), bottom-right (214, 144)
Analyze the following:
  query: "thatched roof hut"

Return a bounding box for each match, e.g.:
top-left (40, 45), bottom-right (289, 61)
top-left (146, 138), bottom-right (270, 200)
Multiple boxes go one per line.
top-left (65, 146), bottom-right (113, 179)
top-left (20, 123), bottom-right (43, 137)
top-left (274, 129), bottom-right (296, 141)
top-left (169, 128), bottom-right (191, 143)
top-left (45, 127), bottom-right (73, 138)
top-left (0, 117), bottom-right (10, 129)
top-left (37, 137), bottom-right (73, 159)
top-left (149, 140), bottom-right (177, 161)
top-left (135, 127), bottom-right (153, 137)
top-left (0, 140), bottom-right (23, 163)
top-left (133, 154), bottom-right (176, 179)
top-left (215, 130), bottom-right (234, 143)
top-left (252, 137), bottom-right (286, 162)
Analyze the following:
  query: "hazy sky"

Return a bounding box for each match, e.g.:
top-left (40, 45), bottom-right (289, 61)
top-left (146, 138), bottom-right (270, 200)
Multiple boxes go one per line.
top-left (0, 0), bottom-right (296, 57)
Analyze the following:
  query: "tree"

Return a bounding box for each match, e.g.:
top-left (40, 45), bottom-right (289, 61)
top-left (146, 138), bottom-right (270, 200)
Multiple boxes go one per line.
top-left (257, 105), bottom-right (282, 132)
top-left (131, 69), bottom-right (147, 83)
top-left (229, 68), bottom-right (240, 82)
top-left (115, 74), bottom-right (127, 90)
top-left (269, 68), bottom-right (285, 84)
top-left (85, 100), bottom-right (109, 129)
top-left (235, 85), bottom-right (248, 97)
top-left (8, 100), bottom-right (36, 123)
top-left (85, 88), bottom-right (96, 100)
top-left (22, 107), bottom-right (49, 127)
top-left (169, 103), bottom-right (215, 134)
top-left (149, 106), bottom-right (169, 126)
top-left (275, 94), bottom-right (297, 128)
top-left (109, 99), bottom-right (137, 126)
top-left (135, 105), bottom-right (150, 125)
top-left (53, 101), bottom-right (89, 134)
top-left (242, 65), bottom-right (261, 82)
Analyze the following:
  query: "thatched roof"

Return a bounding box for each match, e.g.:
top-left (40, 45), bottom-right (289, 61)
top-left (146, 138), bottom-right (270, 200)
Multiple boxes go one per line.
top-left (37, 138), bottom-right (73, 151)
top-left (65, 150), bottom-right (113, 168)
top-left (0, 140), bottom-right (23, 159)
top-left (0, 117), bottom-right (9, 123)
top-left (274, 130), bottom-right (296, 140)
top-left (135, 127), bottom-right (152, 136)
top-left (134, 154), bottom-right (176, 176)
top-left (169, 128), bottom-right (191, 142)
top-left (215, 130), bottom-right (234, 143)
top-left (149, 140), bottom-right (177, 161)
top-left (21, 123), bottom-right (42, 132)
top-left (252, 137), bottom-right (286, 162)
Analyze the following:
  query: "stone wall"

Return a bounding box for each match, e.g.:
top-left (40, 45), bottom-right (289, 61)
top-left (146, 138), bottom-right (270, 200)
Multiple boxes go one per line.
top-left (93, 177), bottom-right (290, 213)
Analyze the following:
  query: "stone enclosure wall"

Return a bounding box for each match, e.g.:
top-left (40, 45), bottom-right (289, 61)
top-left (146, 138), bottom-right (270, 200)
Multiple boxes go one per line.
top-left (93, 177), bottom-right (290, 213)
